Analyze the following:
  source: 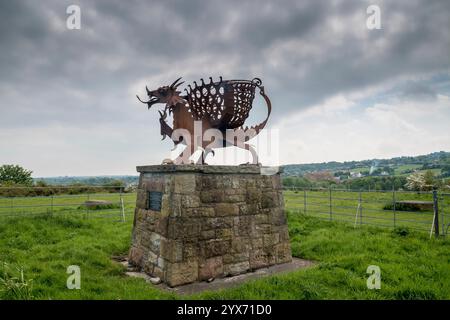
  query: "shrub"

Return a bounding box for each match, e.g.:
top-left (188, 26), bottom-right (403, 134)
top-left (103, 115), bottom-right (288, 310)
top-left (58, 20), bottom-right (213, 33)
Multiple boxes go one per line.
top-left (78, 203), bottom-right (121, 211)
top-left (0, 262), bottom-right (34, 300)
top-left (393, 227), bottom-right (410, 237)
top-left (383, 202), bottom-right (422, 212)
top-left (0, 165), bottom-right (33, 186)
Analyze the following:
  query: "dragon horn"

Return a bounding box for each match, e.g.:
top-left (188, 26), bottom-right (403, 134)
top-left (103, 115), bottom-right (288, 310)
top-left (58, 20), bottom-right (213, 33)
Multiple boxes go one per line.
top-left (170, 77), bottom-right (183, 88)
top-left (146, 86), bottom-right (151, 95)
top-left (174, 81), bottom-right (184, 89)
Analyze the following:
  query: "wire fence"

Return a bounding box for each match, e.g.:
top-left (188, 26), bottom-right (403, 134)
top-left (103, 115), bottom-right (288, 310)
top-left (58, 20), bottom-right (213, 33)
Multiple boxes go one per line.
top-left (284, 187), bottom-right (450, 237)
top-left (2, 185), bottom-right (450, 237)
top-left (0, 186), bottom-right (136, 222)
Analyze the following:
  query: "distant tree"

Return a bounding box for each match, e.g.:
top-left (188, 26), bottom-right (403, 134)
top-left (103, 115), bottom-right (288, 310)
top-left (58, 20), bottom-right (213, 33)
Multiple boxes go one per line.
top-left (405, 171), bottom-right (436, 191)
top-left (0, 164), bottom-right (33, 186)
top-left (441, 165), bottom-right (450, 178)
top-left (405, 172), bottom-right (425, 191)
top-left (34, 180), bottom-right (49, 187)
top-left (423, 170), bottom-right (438, 190)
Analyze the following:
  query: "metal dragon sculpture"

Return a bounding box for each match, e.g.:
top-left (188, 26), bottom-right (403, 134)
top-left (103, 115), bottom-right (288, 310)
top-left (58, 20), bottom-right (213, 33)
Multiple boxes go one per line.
top-left (137, 77), bottom-right (271, 164)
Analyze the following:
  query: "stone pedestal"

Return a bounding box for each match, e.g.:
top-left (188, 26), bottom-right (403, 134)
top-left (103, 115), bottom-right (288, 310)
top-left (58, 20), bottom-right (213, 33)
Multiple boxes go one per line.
top-left (128, 165), bottom-right (292, 287)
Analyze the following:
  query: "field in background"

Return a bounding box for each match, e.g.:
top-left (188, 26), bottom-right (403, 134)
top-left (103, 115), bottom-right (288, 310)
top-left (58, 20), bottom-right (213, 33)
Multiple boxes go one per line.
top-left (1, 188), bottom-right (450, 236)
top-left (0, 192), bottom-right (136, 220)
top-left (284, 189), bottom-right (450, 235)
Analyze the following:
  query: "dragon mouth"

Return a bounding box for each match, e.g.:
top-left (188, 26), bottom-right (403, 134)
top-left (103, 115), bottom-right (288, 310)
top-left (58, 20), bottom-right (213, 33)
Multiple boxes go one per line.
top-left (146, 97), bottom-right (160, 107)
top-left (137, 95), bottom-right (160, 108)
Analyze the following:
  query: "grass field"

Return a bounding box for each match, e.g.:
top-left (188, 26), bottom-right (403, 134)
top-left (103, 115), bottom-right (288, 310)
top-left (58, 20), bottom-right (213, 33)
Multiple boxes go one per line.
top-left (0, 193), bottom-right (137, 219)
top-left (284, 190), bottom-right (450, 233)
top-left (1, 207), bottom-right (450, 300)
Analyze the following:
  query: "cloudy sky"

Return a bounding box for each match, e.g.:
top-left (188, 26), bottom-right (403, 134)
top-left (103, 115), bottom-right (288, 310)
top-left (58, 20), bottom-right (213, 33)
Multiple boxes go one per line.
top-left (0, 0), bottom-right (449, 176)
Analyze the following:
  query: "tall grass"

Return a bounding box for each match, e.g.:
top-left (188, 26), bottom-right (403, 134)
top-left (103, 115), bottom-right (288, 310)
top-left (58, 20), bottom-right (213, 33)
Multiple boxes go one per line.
top-left (0, 262), bottom-right (34, 300)
top-left (0, 207), bottom-right (449, 299)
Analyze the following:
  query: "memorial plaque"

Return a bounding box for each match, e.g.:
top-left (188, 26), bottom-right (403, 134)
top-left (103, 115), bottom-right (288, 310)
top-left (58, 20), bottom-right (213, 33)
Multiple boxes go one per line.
top-left (147, 191), bottom-right (162, 211)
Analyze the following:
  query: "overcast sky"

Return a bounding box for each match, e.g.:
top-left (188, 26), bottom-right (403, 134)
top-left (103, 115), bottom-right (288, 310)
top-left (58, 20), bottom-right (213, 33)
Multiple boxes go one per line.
top-left (0, 0), bottom-right (449, 176)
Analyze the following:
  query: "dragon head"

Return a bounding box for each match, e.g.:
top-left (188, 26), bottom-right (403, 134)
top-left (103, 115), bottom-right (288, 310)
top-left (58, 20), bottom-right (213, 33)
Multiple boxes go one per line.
top-left (137, 77), bottom-right (185, 110)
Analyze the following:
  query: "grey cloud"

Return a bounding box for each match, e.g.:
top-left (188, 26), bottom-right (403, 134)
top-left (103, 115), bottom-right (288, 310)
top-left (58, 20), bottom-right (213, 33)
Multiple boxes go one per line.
top-left (0, 0), bottom-right (449, 128)
top-left (401, 83), bottom-right (437, 101)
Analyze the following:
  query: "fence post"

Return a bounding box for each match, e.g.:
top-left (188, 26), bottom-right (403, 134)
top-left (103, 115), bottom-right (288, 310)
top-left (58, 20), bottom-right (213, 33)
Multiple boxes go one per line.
top-left (440, 193), bottom-right (445, 236)
top-left (393, 187), bottom-right (396, 228)
top-left (86, 193), bottom-right (90, 219)
top-left (433, 190), bottom-right (439, 238)
top-left (51, 195), bottom-right (54, 217)
top-left (329, 186), bottom-right (332, 221)
top-left (359, 189), bottom-right (363, 225)
top-left (303, 189), bottom-right (306, 214)
top-left (120, 187), bottom-right (125, 222)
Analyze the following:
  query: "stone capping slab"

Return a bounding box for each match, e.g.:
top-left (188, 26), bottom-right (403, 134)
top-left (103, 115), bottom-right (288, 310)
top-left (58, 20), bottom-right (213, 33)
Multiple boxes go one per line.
top-left (136, 164), bottom-right (283, 174)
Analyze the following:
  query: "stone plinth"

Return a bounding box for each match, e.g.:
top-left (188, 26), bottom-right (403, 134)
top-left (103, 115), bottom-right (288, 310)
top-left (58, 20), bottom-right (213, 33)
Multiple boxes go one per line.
top-left (128, 165), bottom-right (292, 287)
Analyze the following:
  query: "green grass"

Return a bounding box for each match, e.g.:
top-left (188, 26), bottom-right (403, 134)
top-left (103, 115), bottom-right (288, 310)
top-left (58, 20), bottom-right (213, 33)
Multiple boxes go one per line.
top-left (1, 210), bottom-right (449, 300)
top-left (393, 164), bottom-right (422, 175)
top-left (0, 193), bottom-right (136, 219)
top-left (284, 190), bottom-right (450, 232)
top-left (0, 214), bottom-right (175, 299)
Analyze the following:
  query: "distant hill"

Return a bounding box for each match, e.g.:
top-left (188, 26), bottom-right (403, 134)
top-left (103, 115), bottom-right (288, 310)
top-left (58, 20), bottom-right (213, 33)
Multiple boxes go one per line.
top-left (33, 151), bottom-right (450, 186)
top-left (33, 175), bottom-right (138, 186)
top-left (281, 151), bottom-right (450, 179)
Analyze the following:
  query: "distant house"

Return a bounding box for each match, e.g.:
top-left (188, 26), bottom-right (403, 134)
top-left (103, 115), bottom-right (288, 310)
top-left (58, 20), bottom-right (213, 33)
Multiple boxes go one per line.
top-left (350, 172), bottom-right (362, 178)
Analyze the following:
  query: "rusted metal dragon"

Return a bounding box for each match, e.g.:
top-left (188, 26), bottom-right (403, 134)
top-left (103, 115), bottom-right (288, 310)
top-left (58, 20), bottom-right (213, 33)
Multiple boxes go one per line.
top-left (137, 77), bottom-right (271, 164)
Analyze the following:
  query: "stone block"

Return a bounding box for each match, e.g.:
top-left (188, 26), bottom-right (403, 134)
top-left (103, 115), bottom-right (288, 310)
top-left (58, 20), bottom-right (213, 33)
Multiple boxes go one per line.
top-left (249, 249), bottom-right (268, 270)
top-left (261, 192), bottom-right (278, 209)
top-left (202, 239), bottom-right (231, 258)
top-left (173, 174), bottom-right (196, 194)
top-left (263, 232), bottom-right (280, 248)
top-left (224, 261), bottom-right (250, 276)
top-left (231, 237), bottom-right (250, 253)
top-left (149, 232), bottom-right (162, 252)
top-left (215, 203), bottom-right (239, 217)
top-left (153, 266), bottom-right (164, 279)
top-left (147, 251), bottom-right (158, 265)
top-left (246, 188), bottom-right (261, 204)
top-left (200, 229), bottom-right (216, 240)
top-left (200, 190), bottom-right (225, 203)
top-left (215, 228), bottom-right (233, 239)
top-left (167, 218), bottom-right (201, 239)
top-left (160, 239), bottom-right (183, 263)
top-left (136, 189), bottom-right (147, 209)
top-left (184, 207), bottom-right (215, 218)
top-left (182, 195), bottom-right (200, 208)
top-left (275, 242), bottom-right (292, 264)
top-left (128, 246), bottom-right (144, 266)
top-left (183, 242), bottom-right (199, 259)
top-left (251, 237), bottom-right (263, 249)
top-left (198, 257), bottom-right (223, 280)
top-left (203, 217), bottom-right (233, 231)
top-left (166, 260), bottom-right (198, 287)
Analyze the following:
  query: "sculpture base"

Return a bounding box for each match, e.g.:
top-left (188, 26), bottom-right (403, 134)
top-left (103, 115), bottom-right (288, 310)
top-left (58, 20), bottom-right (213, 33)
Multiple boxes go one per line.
top-left (128, 165), bottom-right (292, 287)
